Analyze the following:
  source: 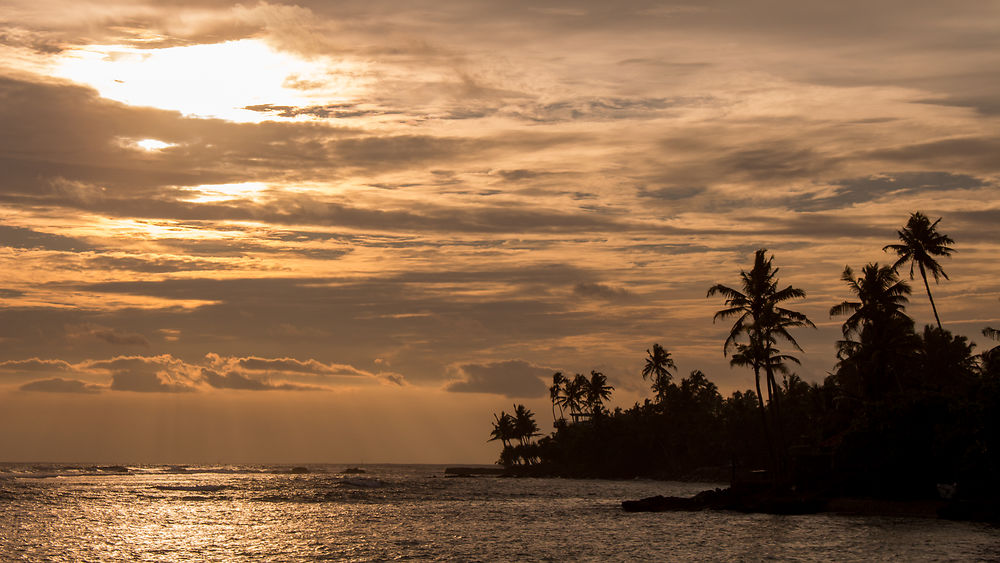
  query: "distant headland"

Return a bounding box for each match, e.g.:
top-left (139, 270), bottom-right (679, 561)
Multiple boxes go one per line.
top-left (486, 213), bottom-right (1000, 520)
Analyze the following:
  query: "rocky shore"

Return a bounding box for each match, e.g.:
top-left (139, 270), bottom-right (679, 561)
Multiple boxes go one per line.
top-left (622, 487), bottom-right (1000, 522)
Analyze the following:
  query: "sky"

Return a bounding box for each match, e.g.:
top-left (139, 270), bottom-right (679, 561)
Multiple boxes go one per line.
top-left (1, 0), bottom-right (999, 464)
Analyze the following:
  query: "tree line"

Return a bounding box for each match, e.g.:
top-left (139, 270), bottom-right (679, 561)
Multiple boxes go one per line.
top-left (490, 212), bottom-right (1000, 500)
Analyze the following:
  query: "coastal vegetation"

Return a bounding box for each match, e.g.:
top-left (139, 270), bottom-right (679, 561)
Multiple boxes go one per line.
top-left (489, 213), bottom-right (1000, 503)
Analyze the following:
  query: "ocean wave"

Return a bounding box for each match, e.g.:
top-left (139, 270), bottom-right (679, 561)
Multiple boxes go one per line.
top-left (153, 484), bottom-right (230, 492)
top-left (338, 477), bottom-right (385, 489)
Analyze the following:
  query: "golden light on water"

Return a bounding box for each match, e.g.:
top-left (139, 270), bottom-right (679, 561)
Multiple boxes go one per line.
top-left (50, 39), bottom-right (358, 122)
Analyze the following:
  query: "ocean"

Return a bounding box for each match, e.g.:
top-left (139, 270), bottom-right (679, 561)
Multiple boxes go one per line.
top-left (1, 463), bottom-right (998, 561)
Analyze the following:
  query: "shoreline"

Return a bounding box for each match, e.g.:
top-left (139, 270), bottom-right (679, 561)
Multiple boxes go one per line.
top-left (621, 486), bottom-right (1000, 522)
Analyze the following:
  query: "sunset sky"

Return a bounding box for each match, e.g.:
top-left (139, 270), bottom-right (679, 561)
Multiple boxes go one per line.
top-left (1, 0), bottom-right (999, 464)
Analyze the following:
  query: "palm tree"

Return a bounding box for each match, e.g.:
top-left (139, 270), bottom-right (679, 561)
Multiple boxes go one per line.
top-left (708, 249), bottom-right (814, 475)
top-left (548, 371), bottom-right (567, 425)
top-left (984, 297), bottom-right (999, 343)
top-left (830, 263), bottom-right (915, 398)
top-left (586, 370), bottom-right (614, 416)
top-left (641, 343), bottom-right (676, 403)
top-left (982, 309), bottom-right (1000, 376)
top-left (883, 212), bottom-right (955, 330)
top-left (830, 263), bottom-right (911, 341)
top-left (489, 411), bottom-right (516, 451)
top-left (512, 404), bottom-right (540, 447)
top-left (563, 374), bottom-right (589, 422)
top-left (707, 249), bottom-right (814, 409)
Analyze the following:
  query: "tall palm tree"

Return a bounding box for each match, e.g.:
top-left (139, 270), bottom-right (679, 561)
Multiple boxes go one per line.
top-left (641, 343), bottom-right (676, 403)
top-left (708, 249), bottom-right (814, 475)
top-left (548, 371), bottom-right (567, 425)
top-left (707, 249), bottom-right (814, 408)
top-left (883, 212), bottom-right (955, 330)
top-left (586, 370), bottom-right (614, 416)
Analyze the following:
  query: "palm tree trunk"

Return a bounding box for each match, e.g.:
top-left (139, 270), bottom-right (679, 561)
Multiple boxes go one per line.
top-left (752, 364), bottom-right (777, 477)
top-left (919, 262), bottom-right (943, 330)
top-left (764, 361), bottom-right (787, 485)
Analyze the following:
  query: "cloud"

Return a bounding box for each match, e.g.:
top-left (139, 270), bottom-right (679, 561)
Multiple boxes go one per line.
top-left (794, 172), bottom-right (990, 211)
top-left (0, 358), bottom-right (77, 372)
top-left (203, 353), bottom-right (399, 388)
top-left (91, 329), bottom-right (150, 347)
top-left (232, 356), bottom-right (369, 376)
top-left (83, 254), bottom-right (246, 273)
top-left (637, 186), bottom-right (706, 202)
top-left (199, 367), bottom-right (318, 391)
top-left (66, 325), bottom-right (151, 347)
top-left (573, 282), bottom-right (636, 302)
top-left (0, 224), bottom-right (93, 252)
top-left (0, 352), bottom-right (393, 393)
top-left (109, 372), bottom-right (192, 393)
top-left (92, 355), bottom-right (197, 393)
top-left (445, 360), bottom-right (551, 398)
top-left (19, 378), bottom-right (101, 394)
top-left (865, 137), bottom-right (1000, 174)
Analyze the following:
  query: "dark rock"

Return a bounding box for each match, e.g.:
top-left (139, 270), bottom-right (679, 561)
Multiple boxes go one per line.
top-left (623, 487), bottom-right (826, 514)
top-left (444, 466), bottom-right (506, 477)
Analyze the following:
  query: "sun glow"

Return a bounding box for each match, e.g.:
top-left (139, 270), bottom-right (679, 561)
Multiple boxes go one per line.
top-left (51, 39), bottom-right (359, 122)
top-left (181, 182), bottom-right (271, 203)
top-left (135, 139), bottom-right (174, 151)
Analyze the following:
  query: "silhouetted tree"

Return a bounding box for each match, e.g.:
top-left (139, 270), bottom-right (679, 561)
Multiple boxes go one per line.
top-left (549, 371), bottom-right (568, 425)
top-left (490, 406), bottom-right (541, 466)
top-left (512, 403), bottom-right (540, 447)
top-left (707, 249), bottom-right (814, 473)
top-left (586, 370), bottom-right (614, 416)
top-left (884, 212), bottom-right (955, 329)
top-left (564, 374), bottom-right (589, 423)
top-left (830, 263), bottom-right (915, 398)
top-left (489, 411), bottom-right (516, 451)
top-left (916, 326), bottom-right (977, 392)
top-left (641, 343), bottom-right (676, 403)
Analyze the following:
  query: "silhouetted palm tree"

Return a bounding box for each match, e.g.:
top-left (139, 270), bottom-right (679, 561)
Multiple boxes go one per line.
top-left (883, 212), bottom-right (955, 330)
top-left (707, 249), bottom-right (814, 408)
top-left (549, 371), bottom-right (567, 425)
top-left (830, 264), bottom-right (911, 340)
top-left (708, 249), bottom-right (813, 476)
top-left (489, 411), bottom-right (516, 450)
top-left (985, 326), bottom-right (999, 341)
top-left (586, 370), bottom-right (614, 416)
top-left (830, 263), bottom-right (915, 397)
top-left (512, 404), bottom-right (540, 447)
top-left (642, 343), bottom-right (676, 403)
top-left (982, 312), bottom-right (1000, 376)
top-left (564, 374), bottom-right (589, 422)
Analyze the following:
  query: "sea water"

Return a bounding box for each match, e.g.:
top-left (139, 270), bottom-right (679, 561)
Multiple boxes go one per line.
top-left (1, 463), bottom-right (998, 561)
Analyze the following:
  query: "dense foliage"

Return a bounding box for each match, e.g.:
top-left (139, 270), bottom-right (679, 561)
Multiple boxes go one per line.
top-left (490, 213), bottom-right (1000, 500)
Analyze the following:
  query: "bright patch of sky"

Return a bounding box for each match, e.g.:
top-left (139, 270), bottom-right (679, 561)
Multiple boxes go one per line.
top-left (51, 39), bottom-right (362, 122)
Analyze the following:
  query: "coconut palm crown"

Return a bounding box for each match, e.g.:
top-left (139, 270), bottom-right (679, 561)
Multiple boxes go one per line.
top-left (641, 343), bottom-right (676, 402)
top-left (883, 212), bottom-right (955, 329)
